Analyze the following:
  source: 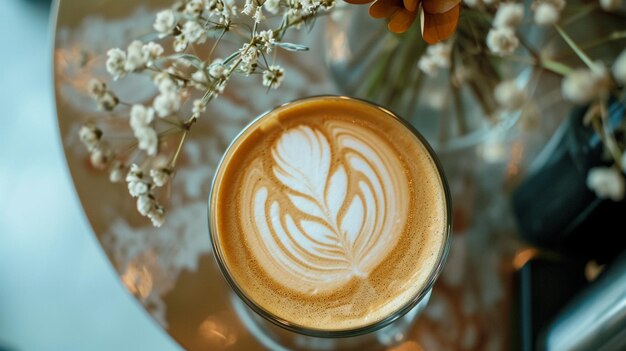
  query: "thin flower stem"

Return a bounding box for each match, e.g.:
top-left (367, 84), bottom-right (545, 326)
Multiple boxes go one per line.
top-left (158, 117), bottom-right (184, 128)
top-left (516, 32), bottom-right (540, 62)
top-left (169, 130), bottom-right (188, 168)
top-left (207, 27), bottom-right (228, 60)
top-left (554, 24), bottom-right (595, 69)
top-left (541, 59), bottom-right (572, 76)
top-left (580, 30), bottom-right (626, 52)
top-left (561, 3), bottom-right (599, 26)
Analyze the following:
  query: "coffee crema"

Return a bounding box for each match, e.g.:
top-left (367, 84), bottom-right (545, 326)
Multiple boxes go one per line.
top-left (211, 97), bottom-right (448, 331)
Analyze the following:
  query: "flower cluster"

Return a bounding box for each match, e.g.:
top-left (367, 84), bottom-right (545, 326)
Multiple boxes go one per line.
top-left (80, 0), bottom-right (335, 226)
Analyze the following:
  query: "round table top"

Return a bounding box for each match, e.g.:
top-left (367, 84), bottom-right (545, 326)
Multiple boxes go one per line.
top-left (53, 0), bottom-right (555, 349)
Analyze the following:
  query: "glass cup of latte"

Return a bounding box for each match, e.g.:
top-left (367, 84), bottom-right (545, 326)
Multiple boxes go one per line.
top-left (209, 96), bottom-right (451, 350)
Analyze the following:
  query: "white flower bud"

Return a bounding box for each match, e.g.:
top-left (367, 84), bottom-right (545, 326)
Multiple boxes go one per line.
top-left (600, 0), bottom-right (622, 11)
top-left (154, 9), bottom-right (176, 37)
top-left (130, 104), bottom-right (155, 131)
top-left (142, 42), bottom-right (164, 66)
top-left (109, 161), bottom-right (125, 183)
top-left (148, 205), bottom-right (165, 227)
top-left (124, 40), bottom-right (146, 72)
top-left (79, 124), bottom-right (102, 150)
top-left (493, 3), bottom-right (525, 29)
top-left (533, 3), bottom-right (560, 26)
top-left (90, 147), bottom-right (110, 170)
top-left (561, 64), bottom-right (610, 104)
top-left (613, 49), bottom-right (626, 85)
top-left (150, 168), bottom-right (171, 187)
top-left (587, 167), bottom-right (625, 201)
top-left (182, 21), bottom-right (206, 44)
top-left (97, 91), bottom-right (119, 111)
top-left (153, 92), bottom-right (181, 117)
top-left (106, 48), bottom-right (126, 80)
top-left (137, 195), bottom-right (155, 216)
top-left (487, 27), bottom-right (519, 56)
top-left (135, 126), bottom-right (158, 156)
top-left (87, 79), bottom-right (107, 98)
top-left (495, 80), bottom-right (527, 111)
top-left (262, 65), bottom-right (285, 89)
top-left (418, 56), bottom-right (439, 76)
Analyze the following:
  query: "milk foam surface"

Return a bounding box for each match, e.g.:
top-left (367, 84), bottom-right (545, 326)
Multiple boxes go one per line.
top-left (212, 97), bottom-right (447, 331)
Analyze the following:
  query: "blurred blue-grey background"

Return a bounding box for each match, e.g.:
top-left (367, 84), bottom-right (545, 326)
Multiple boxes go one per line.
top-left (0, 1), bottom-right (180, 350)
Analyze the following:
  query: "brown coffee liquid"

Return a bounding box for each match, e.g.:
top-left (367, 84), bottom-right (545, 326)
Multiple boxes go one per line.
top-left (211, 97), bottom-right (447, 331)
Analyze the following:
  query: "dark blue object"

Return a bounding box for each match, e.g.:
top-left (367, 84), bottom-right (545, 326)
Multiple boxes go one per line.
top-left (512, 97), bottom-right (626, 263)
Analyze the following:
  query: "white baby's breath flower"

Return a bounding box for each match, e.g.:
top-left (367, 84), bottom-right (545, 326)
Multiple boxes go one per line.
top-left (192, 98), bottom-right (206, 115)
top-left (154, 9), bottom-right (176, 37)
top-left (253, 6), bottom-right (264, 22)
top-left (191, 69), bottom-right (209, 87)
top-left (182, 21), bottom-right (206, 44)
top-left (142, 42), bottom-right (164, 66)
top-left (126, 164), bottom-right (143, 182)
top-left (109, 161), bottom-right (125, 183)
top-left (562, 64), bottom-right (610, 104)
top-left (613, 48), bottom-right (626, 85)
top-left (533, 3), bottom-right (559, 25)
top-left (153, 92), bottom-right (181, 117)
top-left (264, 0), bottom-right (281, 13)
top-left (256, 30), bottom-right (276, 53)
top-left (600, 0), bottom-right (621, 11)
top-left (426, 42), bottom-right (452, 68)
top-left (418, 56), bottom-right (439, 76)
top-left (128, 181), bottom-right (149, 197)
top-left (154, 73), bottom-right (178, 93)
top-left (135, 126), bottom-right (158, 156)
top-left (587, 166), bottom-right (625, 201)
top-left (493, 3), bottom-right (525, 28)
top-left (483, 0), bottom-right (500, 5)
top-left (106, 48), bottom-right (126, 80)
top-left (487, 27), bottom-right (519, 56)
top-left (97, 91), bottom-right (119, 111)
top-left (126, 164), bottom-right (150, 197)
top-left (173, 35), bottom-right (188, 52)
top-left (87, 79), bottom-right (107, 98)
top-left (239, 43), bottom-right (259, 75)
top-left (262, 65), bottom-right (285, 89)
top-left (125, 40), bottom-right (146, 71)
top-left (242, 0), bottom-right (258, 16)
top-left (148, 205), bottom-right (165, 227)
top-left (130, 104), bottom-right (155, 131)
top-left (90, 147), bottom-right (111, 170)
top-left (494, 80), bottom-right (527, 111)
top-left (209, 59), bottom-right (227, 79)
top-left (150, 168), bottom-right (171, 187)
top-left (79, 125), bottom-right (102, 150)
top-left (463, 0), bottom-right (482, 7)
top-left (319, 0), bottom-right (336, 10)
top-left (137, 194), bottom-right (155, 216)
top-left (185, 0), bottom-right (206, 17)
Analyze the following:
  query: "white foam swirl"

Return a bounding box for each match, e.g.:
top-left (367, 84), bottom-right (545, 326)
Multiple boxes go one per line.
top-left (241, 123), bottom-right (409, 294)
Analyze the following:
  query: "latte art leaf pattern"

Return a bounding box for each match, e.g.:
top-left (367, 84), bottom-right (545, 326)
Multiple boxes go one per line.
top-left (243, 124), bottom-right (409, 294)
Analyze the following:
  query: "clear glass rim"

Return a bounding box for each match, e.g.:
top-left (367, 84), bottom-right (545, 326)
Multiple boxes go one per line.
top-left (208, 95), bottom-right (453, 338)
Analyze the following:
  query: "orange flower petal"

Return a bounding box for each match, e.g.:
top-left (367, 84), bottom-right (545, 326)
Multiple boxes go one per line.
top-left (421, 4), bottom-right (460, 44)
top-left (370, 0), bottom-right (401, 18)
top-left (422, 0), bottom-right (461, 14)
top-left (388, 8), bottom-right (418, 33)
top-left (403, 0), bottom-right (419, 12)
top-left (344, 0), bottom-right (375, 4)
